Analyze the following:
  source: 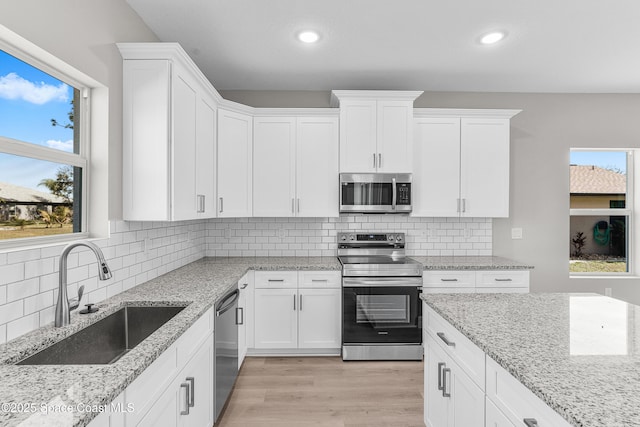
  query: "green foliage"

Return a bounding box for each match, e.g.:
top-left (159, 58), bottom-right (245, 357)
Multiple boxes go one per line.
top-left (571, 231), bottom-right (586, 257)
top-left (38, 165), bottom-right (74, 203)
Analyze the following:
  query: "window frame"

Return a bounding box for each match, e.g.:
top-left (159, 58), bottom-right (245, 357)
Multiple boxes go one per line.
top-left (0, 38), bottom-right (92, 249)
top-left (569, 148), bottom-right (634, 277)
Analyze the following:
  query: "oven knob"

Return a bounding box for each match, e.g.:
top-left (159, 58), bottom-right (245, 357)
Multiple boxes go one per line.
top-left (341, 235), bottom-right (347, 241)
top-left (396, 235), bottom-right (403, 242)
top-left (387, 235), bottom-right (394, 241)
top-left (349, 235), bottom-right (355, 241)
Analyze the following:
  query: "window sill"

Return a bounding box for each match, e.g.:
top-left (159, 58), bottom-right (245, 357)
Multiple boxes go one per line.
top-left (570, 274), bottom-right (640, 280)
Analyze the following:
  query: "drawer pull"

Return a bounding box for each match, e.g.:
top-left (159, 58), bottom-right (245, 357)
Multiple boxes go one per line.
top-left (311, 279), bottom-right (328, 282)
top-left (437, 362), bottom-right (445, 391)
top-left (437, 332), bottom-right (456, 347)
top-left (442, 367), bottom-right (451, 397)
top-left (186, 377), bottom-right (195, 407)
top-left (180, 383), bottom-right (190, 415)
top-left (495, 278), bottom-right (513, 282)
top-left (523, 419), bottom-right (539, 427)
top-left (440, 278), bottom-right (458, 282)
top-left (268, 279), bottom-right (285, 282)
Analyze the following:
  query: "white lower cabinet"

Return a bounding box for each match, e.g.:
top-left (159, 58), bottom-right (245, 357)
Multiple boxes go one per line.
top-left (237, 271), bottom-right (254, 368)
top-left (423, 270), bottom-right (530, 294)
top-left (253, 271), bottom-right (341, 352)
top-left (124, 308), bottom-right (214, 427)
top-left (424, 304), bottom-right (572, 427)
top-left (425, 333), bottom-right (484, 427)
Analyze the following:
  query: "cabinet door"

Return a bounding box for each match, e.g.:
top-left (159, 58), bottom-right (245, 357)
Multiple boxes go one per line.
top-left (217, 109), bottom-right (253, 217)
top-left (178, 335), bottom-right (213, 427)
top-left (448, 357), bottom-right (485, 427)
top-left (377, 100), bottom-right (413, 173)
top-left (460, 118), bottom-right (510, 217)
top-left (122, 59), bottom-right (171, 221)
top-left (339, 100), bottom-right (377, 173)
top-left (424, 335), bottom-right (448, 427)
top-left (297, 288), bottom-right (341, 349)
top-left (486, 397), bottom-right (516, 427)
top-left (413, 118), bottom-right (461, 217)
top-left (195, 94), bottom-right (216, 218)
top-left (171, 69), bottom-right (198, 221)
top-left (137, 383), bottom-right (178, 427)
top-left (253, 117), bottom-right (296, 216)
top-left (296, 117), bottom-right (339, 217)
top-left (254, 288), bottom-right (297, 349)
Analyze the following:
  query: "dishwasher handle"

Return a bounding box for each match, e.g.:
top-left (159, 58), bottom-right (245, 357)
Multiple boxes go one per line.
top-left (216, 289), bottom-right (239, 316)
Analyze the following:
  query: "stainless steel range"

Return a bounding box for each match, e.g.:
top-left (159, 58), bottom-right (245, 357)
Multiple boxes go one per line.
top-left (338, 232), bottom-right (423, 361)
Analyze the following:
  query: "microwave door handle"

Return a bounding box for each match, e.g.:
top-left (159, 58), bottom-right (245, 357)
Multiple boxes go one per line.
top-left (392, 177), bottom-right (397, 210)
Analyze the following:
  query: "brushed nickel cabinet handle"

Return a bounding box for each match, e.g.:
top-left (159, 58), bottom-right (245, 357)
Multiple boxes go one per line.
top-left (378, 153), bottom-right (382, 168)
top-left (437, 332), bottom-right (456, 347)
top-left (442, 367), bottom-right (451, 397)
top-left (495, 278), bottom-right (513, 282)
top-left (186, 377), bottom-right (195, 407)
top-left (293, 294), bottom-right (296, 311)
top-left (523, 419), bottom-right (539, 427)
top-left (219, 197), bottom-right (223, 213)
top-left (437, 362), bottom-right (445, 391)
top-left (180, 383), bottom-right (190, 415)
top-left (373, 153), bottom-right (376, 168)
top-left (440, 278), bottom-right (458, 282)
top-left (299, 294), bottom-right (303, 311)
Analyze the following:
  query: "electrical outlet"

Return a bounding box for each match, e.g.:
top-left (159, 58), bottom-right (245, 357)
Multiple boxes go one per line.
top-left (511, 228), bottom-right (523, 239)
top-left (605, 287), bottom-right (612, 297)
top-left (278, 228), bottom-right (287, 239)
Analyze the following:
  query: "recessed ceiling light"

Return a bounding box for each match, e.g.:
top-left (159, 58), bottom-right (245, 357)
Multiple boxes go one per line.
top-left (298, 31), bottom-right (320, 44)
top-left (480, 31), bottom-right (506, 45)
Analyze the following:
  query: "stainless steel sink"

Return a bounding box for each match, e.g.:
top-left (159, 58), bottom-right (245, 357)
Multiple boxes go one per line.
top-left (17, 306), bottom-right (185, 365)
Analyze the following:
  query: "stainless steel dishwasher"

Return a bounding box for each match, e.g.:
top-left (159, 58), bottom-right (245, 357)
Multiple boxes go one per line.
top-left (214, 287), bottom-right (240, 423)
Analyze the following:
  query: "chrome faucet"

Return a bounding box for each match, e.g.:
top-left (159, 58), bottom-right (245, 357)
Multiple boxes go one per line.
top-left (55, 241), bottom-right (113, 327)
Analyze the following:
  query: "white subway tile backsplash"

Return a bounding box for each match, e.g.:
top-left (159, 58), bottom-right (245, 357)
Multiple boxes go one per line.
top-left (0, 263), bottom-right (24, 286)
top-left (7, 312), bottom-right (40, 342)
top-left (24, 291), bottom-right (54, 315)
top-left (0, 286), bottom-right (5, 305)
top-left (7, 278), bottom-right (39, 303)
top-left (0, 301), bottom-right (24, 325)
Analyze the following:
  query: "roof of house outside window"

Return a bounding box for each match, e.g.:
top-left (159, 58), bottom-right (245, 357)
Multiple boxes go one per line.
top-left (570, 165), bottom-right (626, 194)
top-left (0, 181), bottom-right (67, 204)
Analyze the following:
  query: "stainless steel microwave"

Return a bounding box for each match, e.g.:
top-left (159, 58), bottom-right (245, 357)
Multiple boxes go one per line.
top-left (339, 173), bottom-right (412, 213)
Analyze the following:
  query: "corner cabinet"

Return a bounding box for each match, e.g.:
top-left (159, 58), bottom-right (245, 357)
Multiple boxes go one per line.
top-left (331, 91), bottom-right (423, 173)
top-left (413, 110), bottom-right (521, 218)
top-left (252, 114), bottom-right (339, 217)
top-left (217, 108), bottom-right (253, 217)
top-left (118, 43), bottom-right (218, 221)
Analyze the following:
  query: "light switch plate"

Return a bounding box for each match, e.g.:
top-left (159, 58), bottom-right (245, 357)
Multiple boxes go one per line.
top-left (511, 228), bottom-right (523, 239)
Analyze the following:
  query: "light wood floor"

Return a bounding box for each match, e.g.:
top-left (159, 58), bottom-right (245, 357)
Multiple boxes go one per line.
top-left (216, 356), bottom-right (425, 427)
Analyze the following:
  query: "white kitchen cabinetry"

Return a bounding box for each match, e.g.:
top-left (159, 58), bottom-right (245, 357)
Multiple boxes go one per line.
top-left (217, 108), bottom-right (253, 217)
top-left (413, 110), bottom-right (520, 218)
top-left (237, 271), bottom-right (254, 368)
top-left (253, 271), bottom-right (341, 352)
top-left (119, 43), bottom-right (217, 221)
top-left (252, 115), bottom-right (339, 217)
top-left (331, 91), bottom-right (422, 173)
top-left (423, 270), bottom-right (529, 294)
top-left (425, 333), bottom-right (485, 427)
top-left (424, 304), bottom-right (572, 427)
top-left (125, 308), bottom-right (214, 427)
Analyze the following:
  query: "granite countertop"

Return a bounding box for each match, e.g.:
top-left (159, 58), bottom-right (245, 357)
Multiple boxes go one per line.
top-left (422, 292), bottom-right (640, 427)
top-left (0, 256), bottom-right (340, 427)
top-left (413, 255), bottom-right (534, 270)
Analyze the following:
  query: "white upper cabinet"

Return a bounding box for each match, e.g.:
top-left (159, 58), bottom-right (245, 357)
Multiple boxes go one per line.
top-left (332, 91), bottom-right (422, 173)
top-left (413, 110), bottom-right (520, 218)
top-left (217, 108), bottom-right (253, 217)
top-left (119, 43), bottom-right (218, 221)
top-left (253, 114), bottom-right (339, 217)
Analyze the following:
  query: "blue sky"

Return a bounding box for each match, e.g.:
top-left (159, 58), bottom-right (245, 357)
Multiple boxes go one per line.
top-left (0, 49), bottom-right (74, 190)
top-left (570, 151), bottom-right (627, 174)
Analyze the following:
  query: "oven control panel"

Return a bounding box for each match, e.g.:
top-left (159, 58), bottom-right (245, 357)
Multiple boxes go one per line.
top-left (338, 232), bottom-right (405, 248)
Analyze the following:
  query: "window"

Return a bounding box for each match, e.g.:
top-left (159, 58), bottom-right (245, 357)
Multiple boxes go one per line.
top-left (0, 47), bottom-right (88, 244)
top-left (570, 150), bottom-right (632, 274)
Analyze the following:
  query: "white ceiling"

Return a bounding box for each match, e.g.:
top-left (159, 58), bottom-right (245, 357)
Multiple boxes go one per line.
top-left (126, 0), bottom-right (640, 93)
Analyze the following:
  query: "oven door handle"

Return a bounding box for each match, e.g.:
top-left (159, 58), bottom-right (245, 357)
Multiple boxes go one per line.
top-left (343, 278), bottom-right (423, 287)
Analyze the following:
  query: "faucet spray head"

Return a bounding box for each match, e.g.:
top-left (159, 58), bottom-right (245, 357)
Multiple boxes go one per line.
top-left (99, 261), bottom-right (112, 280)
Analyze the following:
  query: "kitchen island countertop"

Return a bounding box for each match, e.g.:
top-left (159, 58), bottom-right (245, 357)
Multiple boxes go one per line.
top-left (422, 292), bottom-right (640, 427)
top-left (0, 256), bottom-right (341, 427)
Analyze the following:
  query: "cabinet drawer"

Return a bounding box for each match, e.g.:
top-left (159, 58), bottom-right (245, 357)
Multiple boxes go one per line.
top-left (423, 271), bottom-right (475, 288)
top-left (486, 357), bottom-right (572, 427)
top-left (255, 271), bottom-right (298, 288)
top-left (424, 304), bottom-right (485, 390)
top-left (298, 270), bottom-right (341, 288)
top-left (476, 271), bottom-right (529, 288)
top-left (422, 287), bottom-right (475, 294)
top-left (177, 307), bottom-right (213, 366)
